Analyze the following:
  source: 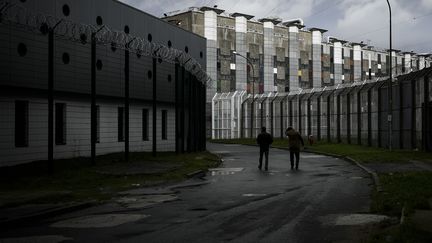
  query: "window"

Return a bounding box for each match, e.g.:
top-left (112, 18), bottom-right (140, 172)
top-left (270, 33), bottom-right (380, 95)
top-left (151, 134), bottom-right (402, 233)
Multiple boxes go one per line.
top-left (96, 105), bottom-right (100, 143)
top-left (17, 43), bottom-right (27, 57)
top-left (15, 100), bottom-right (28, 147)
top-left (62, 52), bottom-right (70, 64)
top-left (118, 107), bottom-right (125, 142)
top-left (96, 60), bottom-right (103, 70)
top-left (55, 103), bottom-right (66, 145)
top-left (142, 109), bottom-right (149, 141)
top-left (162, 110), bottom-right (167, 140)
top-left (62, 4), bottom-right (70, 16)
top-left (96, 16), bottom-right (103, 26)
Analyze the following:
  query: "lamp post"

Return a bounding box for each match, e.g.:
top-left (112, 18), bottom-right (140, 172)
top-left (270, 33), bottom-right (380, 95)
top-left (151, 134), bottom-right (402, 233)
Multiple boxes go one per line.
top-left (386, 0), bottom-right (393, 151)
top-left (233, 51), bottom-right (255, 137)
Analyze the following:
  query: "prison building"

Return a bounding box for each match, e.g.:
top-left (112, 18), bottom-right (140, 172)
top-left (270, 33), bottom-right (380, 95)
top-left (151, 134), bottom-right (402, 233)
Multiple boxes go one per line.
top-left (0, 0), bottom-right (207, 166)
top-left (163, 6), bottom-right (432, 100)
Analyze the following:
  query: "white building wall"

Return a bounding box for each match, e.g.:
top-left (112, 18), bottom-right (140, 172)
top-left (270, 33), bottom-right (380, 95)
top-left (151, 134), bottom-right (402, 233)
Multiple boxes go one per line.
top-left (0, 95), bottom-right (176, 166)
top-left (404, 53), bottom-right (412, 73)
top-left (263, 21), bottom-right (275, 92)
top-left (235, 16), bottom-right (247, 91)
top-left (204, 10), bottom-right (218, 102)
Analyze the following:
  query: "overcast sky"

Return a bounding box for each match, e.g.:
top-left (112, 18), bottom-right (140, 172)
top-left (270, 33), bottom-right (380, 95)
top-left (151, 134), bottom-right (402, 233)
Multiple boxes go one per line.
top-left (119, 0), bottom-right (432, 53)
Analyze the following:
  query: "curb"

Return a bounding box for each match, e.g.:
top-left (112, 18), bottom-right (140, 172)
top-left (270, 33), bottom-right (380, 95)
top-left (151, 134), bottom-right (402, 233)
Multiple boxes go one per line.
top-left (272, 146), bottom-right (383, 193)
top-left (344, 156), bottom-right (383, 192)
top-left (0, 202), bottom-right (95, 228)
top-left (302, 149), bottom-right (383, 193)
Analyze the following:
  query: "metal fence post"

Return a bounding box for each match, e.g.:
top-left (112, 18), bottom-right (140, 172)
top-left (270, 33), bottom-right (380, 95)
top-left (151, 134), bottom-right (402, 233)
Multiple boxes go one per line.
top-left (357, 87), bottom-right (362, 145)
top-left (337, 93), bottom-right (341, 143)
top-left (152, 57), bottom-right (157, 156)
top-left (399, 80), bottom-right (404, 149)
top-left (411, 77), bottom-right (416, 149)
top-left (347, 91), bottom-right (351, 144)
top-left (327, 94), bottom-right (331, 142)
top-left (48, 29), bottom-right (54, 173)
top-left (124, 48), bottom-right (130, 162)
top-left (367, 88), bottom-right (372, 146)
top-left (317, 93), bottom-right (321, 141)
top-left (307, 96), bottom-right (312, 137)
top-left (298, 95), bottom-right (303, 135)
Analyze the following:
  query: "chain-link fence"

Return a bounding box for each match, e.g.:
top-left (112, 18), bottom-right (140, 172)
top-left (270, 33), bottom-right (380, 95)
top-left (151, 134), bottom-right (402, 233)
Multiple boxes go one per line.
top-left (213, 67), bottom-right (432, 151)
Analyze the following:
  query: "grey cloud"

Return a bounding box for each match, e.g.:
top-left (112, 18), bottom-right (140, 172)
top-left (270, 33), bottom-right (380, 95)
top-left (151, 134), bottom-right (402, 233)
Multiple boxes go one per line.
top-left (119, 0), bottom-right (431, 53)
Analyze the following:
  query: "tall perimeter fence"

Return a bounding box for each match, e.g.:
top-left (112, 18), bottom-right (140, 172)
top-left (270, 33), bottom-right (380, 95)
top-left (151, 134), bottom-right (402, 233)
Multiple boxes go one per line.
top-left (212, 67), bottom-right (432, 152)
top-left (0, 0), bottom-right (210, 167)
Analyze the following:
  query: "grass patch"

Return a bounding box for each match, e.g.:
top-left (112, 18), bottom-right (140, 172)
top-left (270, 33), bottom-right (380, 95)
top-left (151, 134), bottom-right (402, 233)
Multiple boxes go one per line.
top-left (368, 221), bottom-right (432, 243)
top-left (371, 172), bottom-right (432, 216)
top-left (0, 151), bottom-right (220, 207)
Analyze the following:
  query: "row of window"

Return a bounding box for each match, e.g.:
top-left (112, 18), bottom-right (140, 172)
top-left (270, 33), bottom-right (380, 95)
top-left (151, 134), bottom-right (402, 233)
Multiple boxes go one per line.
top-left (14, 101), bottom-right (168, 148)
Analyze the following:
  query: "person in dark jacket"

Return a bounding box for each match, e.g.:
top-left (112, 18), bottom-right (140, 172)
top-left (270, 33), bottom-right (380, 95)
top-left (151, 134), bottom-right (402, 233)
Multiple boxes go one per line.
top-left (256, 126), bottom-right (273, 171)
top-left (285, 127), bottom-right (304, 170)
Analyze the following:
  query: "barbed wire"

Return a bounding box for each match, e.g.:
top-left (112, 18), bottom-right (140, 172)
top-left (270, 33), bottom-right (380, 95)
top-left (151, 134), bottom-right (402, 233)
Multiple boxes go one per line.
top-left (0, 0), bottom-right (211, 85)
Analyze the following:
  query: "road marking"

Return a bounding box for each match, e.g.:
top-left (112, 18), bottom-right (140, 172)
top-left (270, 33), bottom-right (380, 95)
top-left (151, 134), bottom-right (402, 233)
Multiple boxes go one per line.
top-left (51, 214), bottom-right (149, 228)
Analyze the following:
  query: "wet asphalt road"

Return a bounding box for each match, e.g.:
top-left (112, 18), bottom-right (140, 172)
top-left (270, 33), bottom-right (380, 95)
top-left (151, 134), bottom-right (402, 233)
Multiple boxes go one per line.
top-left (1, 143), bottom-right (373, 243)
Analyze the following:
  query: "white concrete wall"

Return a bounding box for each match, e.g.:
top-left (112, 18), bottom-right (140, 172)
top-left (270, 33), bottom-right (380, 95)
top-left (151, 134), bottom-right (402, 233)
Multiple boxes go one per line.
top-left (0, 95), bottom-right (176, 167)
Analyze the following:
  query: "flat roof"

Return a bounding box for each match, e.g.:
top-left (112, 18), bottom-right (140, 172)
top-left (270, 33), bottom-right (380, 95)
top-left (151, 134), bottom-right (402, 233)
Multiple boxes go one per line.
top-left (231, 12), bottom-right (254, 20)
top-left (308, 27), bottom-right (328, 33)
top-left (259, 18), bottom-right (282, 25)
top-left (199, 6), bottom-right (225, 14)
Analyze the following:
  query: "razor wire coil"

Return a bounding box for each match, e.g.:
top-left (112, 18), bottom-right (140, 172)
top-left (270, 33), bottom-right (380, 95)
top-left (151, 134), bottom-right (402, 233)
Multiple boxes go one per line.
top-left (0, 0), bottom-right (211, 85)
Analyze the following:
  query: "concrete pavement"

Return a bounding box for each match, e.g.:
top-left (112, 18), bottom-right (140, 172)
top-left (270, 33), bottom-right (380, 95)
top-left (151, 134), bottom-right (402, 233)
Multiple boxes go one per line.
top-left (0, 143), bottom-right (392, 243)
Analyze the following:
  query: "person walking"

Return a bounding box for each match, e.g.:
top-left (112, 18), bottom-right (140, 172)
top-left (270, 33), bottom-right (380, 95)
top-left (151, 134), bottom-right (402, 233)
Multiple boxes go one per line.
top-left (256, 126), bottom-right (273, 171)
top-left (285, 127), bottom-right (304, 170)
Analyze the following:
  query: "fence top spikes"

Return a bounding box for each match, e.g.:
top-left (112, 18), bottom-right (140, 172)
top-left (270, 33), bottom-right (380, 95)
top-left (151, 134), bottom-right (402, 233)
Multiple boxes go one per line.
top-left (0, 0), bottom-right (212, 84)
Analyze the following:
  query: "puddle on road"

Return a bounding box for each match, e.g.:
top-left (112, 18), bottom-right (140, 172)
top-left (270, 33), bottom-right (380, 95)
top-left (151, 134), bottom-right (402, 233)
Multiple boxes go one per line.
top-left (189, 207), bottom-right (208, 211)
top-left (242, 193), bottom-right (267, 197)
top-left (0, 235), bottom-right (73, 243)
top-left (211, 151), bottom-right (231, 154)
top-left (209, 167), bottom-right (244, 176)
top-left (350, 176), bottom-right (365, 180)
top-left (313, 173), bottom-right (335, 177)
top-left (301, 155), bottom-right (327, 158)
top-left (116, 194), bottom-right (178, 209)
top-left (51, 214), bottom-right (150, 228)
top-left (321, 214), bottom-right (390, 226)
top-left (171, 218), bottom-right (191, 224)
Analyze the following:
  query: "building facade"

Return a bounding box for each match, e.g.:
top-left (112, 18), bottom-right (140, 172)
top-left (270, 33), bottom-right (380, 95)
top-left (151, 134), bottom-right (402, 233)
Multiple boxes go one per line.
top-left (163, 7), bottom-right (432, 100)
top-left (0, 0), bottom-right (207, 166)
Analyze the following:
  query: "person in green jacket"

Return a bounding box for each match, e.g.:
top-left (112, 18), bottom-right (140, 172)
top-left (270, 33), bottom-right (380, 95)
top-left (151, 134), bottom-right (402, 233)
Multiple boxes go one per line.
top-left (285, 127), bottom-right (304, 170)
